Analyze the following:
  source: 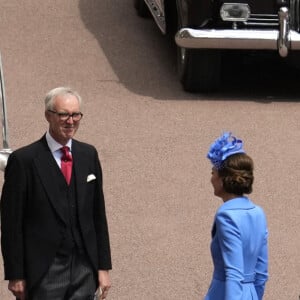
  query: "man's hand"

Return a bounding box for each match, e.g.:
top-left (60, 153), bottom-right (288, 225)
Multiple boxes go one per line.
top-left (8, 280), bottom-right (26, 300)
top-left (98, 270), bottom-right (111, 299)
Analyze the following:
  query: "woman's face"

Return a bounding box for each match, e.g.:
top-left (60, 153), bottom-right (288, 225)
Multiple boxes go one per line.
top-left (210, 167), bottom-right (224, 197)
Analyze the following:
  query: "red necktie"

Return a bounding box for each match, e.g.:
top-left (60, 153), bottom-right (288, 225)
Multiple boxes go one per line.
top-left (60, 146), bottom-right (73, 185)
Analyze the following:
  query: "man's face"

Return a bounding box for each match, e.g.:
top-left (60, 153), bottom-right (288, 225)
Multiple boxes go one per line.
top-left (45, 94), bottom-right (81, 145)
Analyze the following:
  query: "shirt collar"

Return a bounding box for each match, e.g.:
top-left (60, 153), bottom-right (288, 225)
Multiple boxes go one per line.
top-left (217, 197), bottom-right (255, 212)
top-left (46, 131), bottom-right (72, 153)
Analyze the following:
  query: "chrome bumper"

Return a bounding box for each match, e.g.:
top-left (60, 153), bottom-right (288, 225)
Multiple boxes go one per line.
top-left (175, 7), bottom-right (300, 57)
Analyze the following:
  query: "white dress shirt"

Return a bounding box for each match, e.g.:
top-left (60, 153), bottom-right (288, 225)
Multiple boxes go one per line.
top-left (45, 131), bottom-right (72, 168)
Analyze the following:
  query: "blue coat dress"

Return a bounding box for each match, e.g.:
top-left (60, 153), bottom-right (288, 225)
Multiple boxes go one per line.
top-left (204, 197), bottom-right (268, 300)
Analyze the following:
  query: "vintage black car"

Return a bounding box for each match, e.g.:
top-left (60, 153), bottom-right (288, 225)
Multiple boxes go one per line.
top-left (134, 0), bottom-right (300, 92)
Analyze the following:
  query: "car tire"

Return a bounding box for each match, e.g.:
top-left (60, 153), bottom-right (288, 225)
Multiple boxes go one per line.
top-left (134, 0), bottom-right (150, 18)
top-left (177, 47), bottom-right (221, 93)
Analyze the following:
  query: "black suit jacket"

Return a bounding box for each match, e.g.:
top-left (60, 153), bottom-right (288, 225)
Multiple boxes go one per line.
top-left (0, 135), bottom-right (112, 289)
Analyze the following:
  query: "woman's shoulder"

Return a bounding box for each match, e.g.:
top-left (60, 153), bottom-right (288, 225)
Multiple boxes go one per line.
top-left (217, 197), bottom-right (255, 212)
top-left (216, 197), bottom-right (267, 225)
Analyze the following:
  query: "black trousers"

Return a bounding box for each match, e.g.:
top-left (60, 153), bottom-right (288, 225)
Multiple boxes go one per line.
top-left (27, 249), bottom-right (97, 300)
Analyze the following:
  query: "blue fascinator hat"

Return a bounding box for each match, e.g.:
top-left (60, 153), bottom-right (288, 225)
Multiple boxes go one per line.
top-left (207, 132), bottom-right (245, 169)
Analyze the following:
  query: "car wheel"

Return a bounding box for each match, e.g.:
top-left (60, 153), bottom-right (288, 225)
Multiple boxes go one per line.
top-left (134, 0), bottom-right (150, 18)
top-left (177, 47), bottom-right (221, 92)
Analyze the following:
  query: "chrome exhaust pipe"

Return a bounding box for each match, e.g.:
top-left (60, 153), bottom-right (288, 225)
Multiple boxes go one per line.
top-left (0, 52), bottom-right (12, 171)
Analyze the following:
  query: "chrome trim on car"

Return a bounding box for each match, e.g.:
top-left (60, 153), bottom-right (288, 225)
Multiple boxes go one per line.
top-left (144, 0), bottom-right (166, 33)
top-left (175, 7), bottom-right (300, 57)
top-left (290, 0), bottom-right (300, 31)
top-left (278, 7), bottom-right (289, 57)
top-left (244, 14), bottom-right (278, 26)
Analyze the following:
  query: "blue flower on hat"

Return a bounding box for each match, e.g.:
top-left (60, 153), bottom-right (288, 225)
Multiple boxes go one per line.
top-left (207, 132), bottom-right (245, 169)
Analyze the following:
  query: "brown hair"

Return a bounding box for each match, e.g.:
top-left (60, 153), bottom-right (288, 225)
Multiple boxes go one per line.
top-left (218, 153), bottom-right (254, 195)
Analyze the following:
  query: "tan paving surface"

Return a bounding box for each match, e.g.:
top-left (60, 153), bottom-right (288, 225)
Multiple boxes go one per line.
top-left (0, 1), bottom-right (299, 299)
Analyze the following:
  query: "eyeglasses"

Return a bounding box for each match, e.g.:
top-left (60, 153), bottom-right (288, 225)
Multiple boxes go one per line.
top-left (48, 110), bottom-right (83, 121)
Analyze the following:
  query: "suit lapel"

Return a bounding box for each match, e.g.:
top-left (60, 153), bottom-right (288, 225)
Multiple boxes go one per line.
top-left (72, 140), bottom-right (88, 209)
top-left (33, 138), bottom-right (67, 224)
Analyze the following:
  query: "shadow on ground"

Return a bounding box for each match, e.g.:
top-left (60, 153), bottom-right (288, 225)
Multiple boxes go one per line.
top-left (78, 0), bottom-right (300, 102)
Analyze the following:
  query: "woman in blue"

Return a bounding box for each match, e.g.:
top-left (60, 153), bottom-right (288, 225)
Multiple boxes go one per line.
top-left (205, 132), bottom-right (268, 300)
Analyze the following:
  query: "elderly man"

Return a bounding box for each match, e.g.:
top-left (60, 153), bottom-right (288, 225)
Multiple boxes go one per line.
top-left (1, 87), bottom-right (112, 300)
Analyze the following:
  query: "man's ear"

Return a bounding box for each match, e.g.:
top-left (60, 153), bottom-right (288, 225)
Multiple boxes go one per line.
top-left (45, 110), bottom-right (50, 123)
